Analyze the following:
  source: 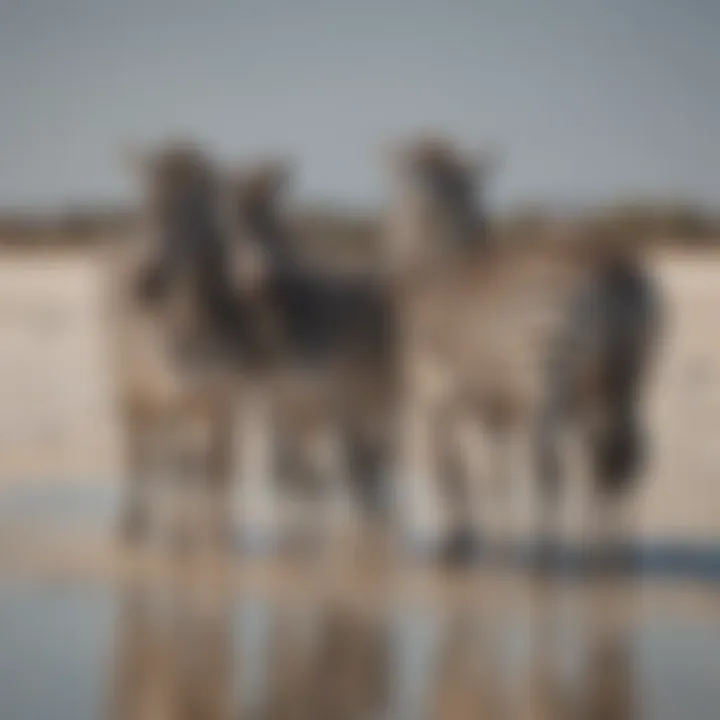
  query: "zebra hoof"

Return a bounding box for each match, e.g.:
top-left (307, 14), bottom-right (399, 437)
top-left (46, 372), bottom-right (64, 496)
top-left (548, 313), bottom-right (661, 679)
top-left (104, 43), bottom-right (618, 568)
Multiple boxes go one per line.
top-left (440, 527), bottom-right (483, 567)
top-left (401, 525), bottom-right (449, 563)
top-left (238, 523), bottom-right (280, 557)
top-left (532, 539), bottom-right (561, 575)
top-left (585, 543), bottom-right (636, 577)
top-left (118, 511), bottom-right (149, 549)
top-left (400, 508), bottom-right (449, 562)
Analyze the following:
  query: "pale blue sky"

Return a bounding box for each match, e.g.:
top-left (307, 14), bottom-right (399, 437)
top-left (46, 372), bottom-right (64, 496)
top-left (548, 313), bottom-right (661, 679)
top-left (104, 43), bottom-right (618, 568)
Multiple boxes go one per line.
top-left (1, 0), bottom-right (718, 209)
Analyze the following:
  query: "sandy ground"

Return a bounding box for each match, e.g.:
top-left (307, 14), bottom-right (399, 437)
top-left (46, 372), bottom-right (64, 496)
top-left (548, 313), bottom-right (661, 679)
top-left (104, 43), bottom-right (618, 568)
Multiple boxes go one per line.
top-left (0, 249), bottom-right (120, 481)
top-left (643, 252), bottom-right (720, 542)
top-left (0, 248), bottom-right (718, 542)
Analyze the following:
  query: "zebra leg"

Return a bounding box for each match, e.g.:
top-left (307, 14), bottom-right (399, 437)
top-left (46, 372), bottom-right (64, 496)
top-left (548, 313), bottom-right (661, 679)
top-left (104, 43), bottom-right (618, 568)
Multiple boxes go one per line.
top-left (441, 414), bottom-right (491, 564)
top-left (534, 410), bottom-right (563, 570)
top-left (589, 408), bottom-right (645, 572)
top-left (396, 394), bottom-right (447, 559)
top-left (205, 404), bottom-right (235, 552)
top-left (119, 411), bottom-right (153, 546)
top-left (237, 384), bottom-right (279, 555)
top-left (487, 425), bottom-right (524, 555)
top-left (343, 429), bottom-right (388, 524)
top-left (306, 424), bottom-right (360, 555)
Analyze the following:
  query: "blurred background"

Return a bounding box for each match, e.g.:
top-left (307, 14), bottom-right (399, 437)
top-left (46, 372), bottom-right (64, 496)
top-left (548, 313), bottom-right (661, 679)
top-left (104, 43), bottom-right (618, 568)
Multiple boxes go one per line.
top-left (1, 1), bottom-right (719, 719)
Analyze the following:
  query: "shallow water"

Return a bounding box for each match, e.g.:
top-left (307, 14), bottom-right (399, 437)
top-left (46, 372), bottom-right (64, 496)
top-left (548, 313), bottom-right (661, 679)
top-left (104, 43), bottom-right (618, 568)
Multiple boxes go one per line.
top-left (1, 486), bottom-right (720, 719)
top-left (0, 570), bottom-right (719, 720)
top-left (0, 582), bottom-right (116, 720)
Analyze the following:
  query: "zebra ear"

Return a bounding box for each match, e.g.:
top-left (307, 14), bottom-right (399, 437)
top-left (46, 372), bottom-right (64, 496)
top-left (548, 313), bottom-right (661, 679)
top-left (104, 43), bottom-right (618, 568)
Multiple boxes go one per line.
top-left (237, 158), bottom-right (294, 202)
top-left (263, 158), bottom-right (294, 198)
top-left (229, 165), bottom-right (250, 195)
top-left (470, 146), bottom-right (502, 177)
top-left (230, 239), bottom-right (271, 294)
top-left (229, 159), bottom-right (294, 215)
top-left (120, 143), bottom-right (149, 177)
top-left (379, 140), bottom-right (410, 176)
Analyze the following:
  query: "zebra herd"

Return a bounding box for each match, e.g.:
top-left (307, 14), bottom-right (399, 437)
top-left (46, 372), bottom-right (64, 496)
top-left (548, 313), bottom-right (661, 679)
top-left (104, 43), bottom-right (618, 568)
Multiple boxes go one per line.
top-left (106, 135), bottom-right (662, 566)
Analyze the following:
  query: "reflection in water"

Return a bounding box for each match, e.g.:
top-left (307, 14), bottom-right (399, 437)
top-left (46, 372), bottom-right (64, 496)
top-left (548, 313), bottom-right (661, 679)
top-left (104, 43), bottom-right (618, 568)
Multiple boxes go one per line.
top-left (236, 594), bottom-right (275, 718)
top-left (579, 582), bottom-right (636, 720)
top-left (105, 562), bottom-right (648, 720)
top-left (388, 602), bottom-right (444, 720)
top-left (111, 580), bottom-right (235, 720)
top-left (514, 577), bottom-right (638, 720)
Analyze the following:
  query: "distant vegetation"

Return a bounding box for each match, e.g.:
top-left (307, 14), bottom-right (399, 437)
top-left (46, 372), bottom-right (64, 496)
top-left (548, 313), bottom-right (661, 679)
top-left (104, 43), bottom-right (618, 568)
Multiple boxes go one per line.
top-left (499, 201), bottom-right (720, 248)
top-left (0, 201), bottom-right (718, 258)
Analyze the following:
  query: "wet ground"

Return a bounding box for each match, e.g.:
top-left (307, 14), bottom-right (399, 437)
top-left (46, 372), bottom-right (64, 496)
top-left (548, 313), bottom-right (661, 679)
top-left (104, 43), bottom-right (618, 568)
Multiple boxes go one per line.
top-left (1, 498), bottom-right (720, 720)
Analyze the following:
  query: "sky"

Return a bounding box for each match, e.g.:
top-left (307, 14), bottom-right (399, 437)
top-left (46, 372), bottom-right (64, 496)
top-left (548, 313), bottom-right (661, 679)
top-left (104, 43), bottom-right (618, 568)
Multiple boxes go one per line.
top-left (1, 0), bottom-right (718, 210)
